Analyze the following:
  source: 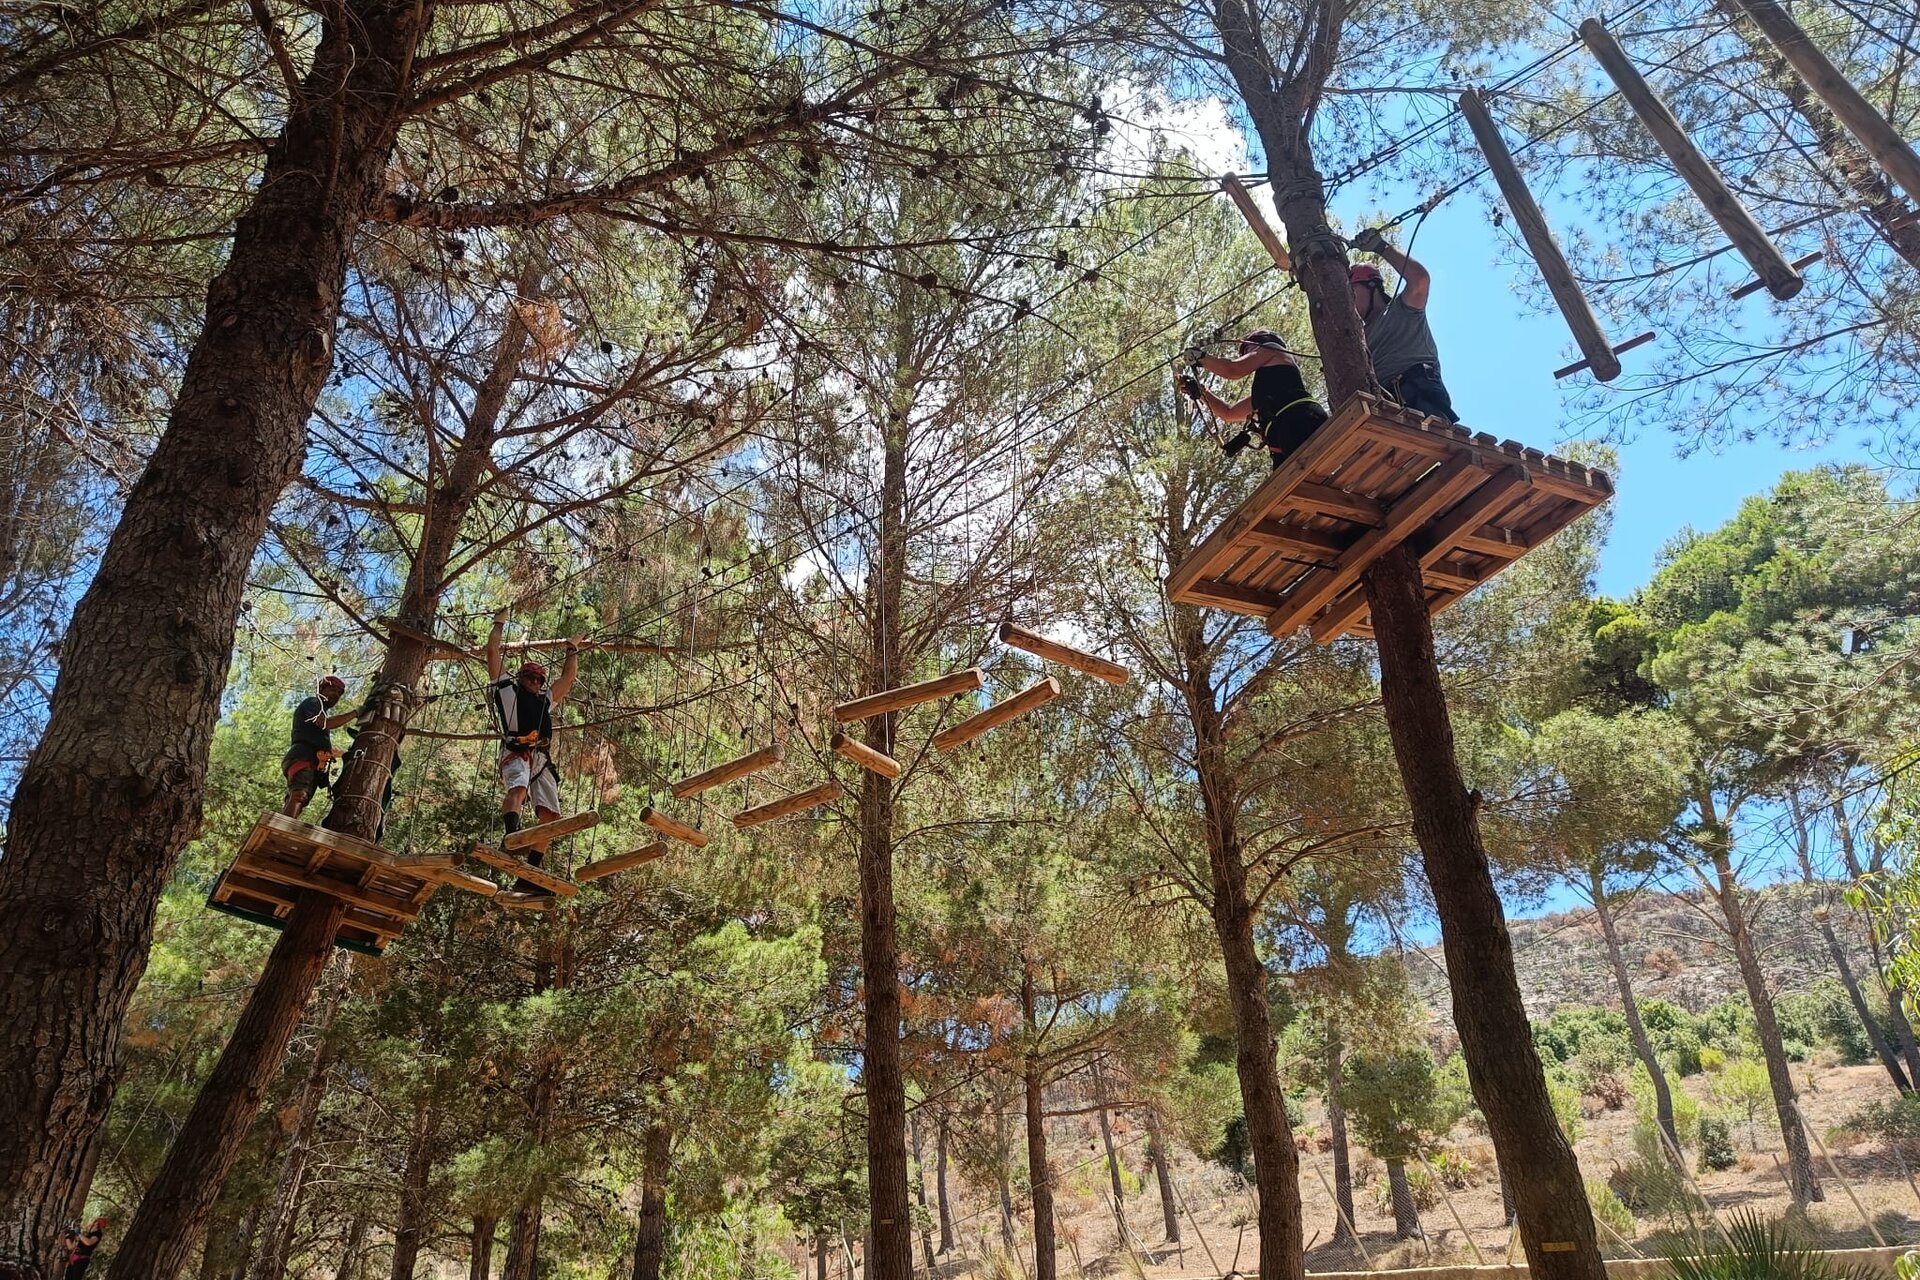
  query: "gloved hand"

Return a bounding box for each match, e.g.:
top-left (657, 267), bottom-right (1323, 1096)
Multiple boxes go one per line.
top-left (1350, 226), bottom-right (1388, 254)
top-left (1181, 346), bottom-right (1206, 366)
top-left (1177, 374), bottom-right (1202, 398)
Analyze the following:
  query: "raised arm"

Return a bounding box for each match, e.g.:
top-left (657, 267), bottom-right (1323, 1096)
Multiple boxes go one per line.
top-left (487, 610), bottom-right (506, 682)
top-left (1369, 240), bottom-right (1430, 308)
top-left (1196, 347), bottom-right (1295, 379)
top-left (548, 638), bottom-right (582, 706)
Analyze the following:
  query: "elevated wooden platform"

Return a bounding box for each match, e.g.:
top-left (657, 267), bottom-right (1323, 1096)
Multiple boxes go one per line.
top-left (1166, 394), bottom-right (1612, 641)
top-left (208, 812), bottom-right (454, 954)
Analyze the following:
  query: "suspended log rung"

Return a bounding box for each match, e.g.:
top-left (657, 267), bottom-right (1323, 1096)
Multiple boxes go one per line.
top-left (1554, 331), bottom-right (1655, 380)
top-left (493, 891), bottom-right (554, 912)
top-left (997, 622), bottom-right (1129, 685)
top-left (502, 810), bottom-right (598, 851)
top-left (431, 868), bottom-right (501, 897)
top-left (831, 668), bottom-right (984, 722)
top-left (640, 805), bottom-right (709, 848)
top-left (733, 782), bottom-right (843, 829)
top-left (671, 742), bottom-right (785, 799)
top-left (1731, 251), bottom-right (1823, 300)
top-left (577, 842), bottom-right (669, 882)
top-left (465, 844), bottom-right (579, 898)
top-left (931, 678), bottom-right (1062, 753)
top-left (831, 731), bottom-right (902, 779)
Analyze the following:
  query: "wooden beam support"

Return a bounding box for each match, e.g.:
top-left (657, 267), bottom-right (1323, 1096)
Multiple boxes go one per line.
top-left (1719, 0), bottom-right (1920, 201)
top-left (640, 805), bottom-right (709, 848)
top-left (997, 622), bottom-right (1129, 685)
top-left (1309, 587), bottom-right (1374, 644)
top-left (831, 668), bottom-right (984, 722)
top-left (1242, 519), bottom-right (1349, 562)
top-left (733, 782), bottom-right (843, 829)
top-left (1264, 456), bottom-right (1488, 636)
top-left (1183, 579), bottom-right (1290, 613)
top-left (577, 842), bottom-right (669, 882)
top-left (1290, 482), bottom-right (1385, 524)
top-left (830, 731), bottom-right (903, 779)
top-left (1580, 19), bottom-right (1804, 301)
top-left (1414, 466), bottom-right (1534, 568)
top-left (670, 742), bottom-right (785, 799)
top-left (1456, 525), bottom-right (1534, 559)
top-left (1221, 174), bottom-right (1292, 270)
top-left (931, 678), bottom-right (1062, 753)
top-left (465, 844), bottom-right (580, 897)
top-left (502, 810), bottom-right (598, 851)
top-left (228, 860), bottom-right (427, 920)
top-left (1460, 88), bottom-right (1623, 381)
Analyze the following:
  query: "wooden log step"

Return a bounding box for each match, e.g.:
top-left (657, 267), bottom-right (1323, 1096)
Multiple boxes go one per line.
top-left (733, 782), bottom-right (843, 829)
top-left (931, 678), bottom-right (1061, 753)
top-left (640, 805), bottom-right (709, 848)
top-left (671, 742), bottom-right (785, 800)
top-left (432, 868), bottom-right (501, 897)
top-left (831, 668), bottom-right (983, 722)
top-left (577, 842), bottom-right (669, 882)
top-left (494, 891), bottom-right (554, 911)
top-left (502, 811), bottom-right (598, 851)
top-left (466, 844), bottom-right (579, 898)
top-left (997, 622), bottom-right (1129, 685)
top-left (831, 731), bottom-right (902, 779)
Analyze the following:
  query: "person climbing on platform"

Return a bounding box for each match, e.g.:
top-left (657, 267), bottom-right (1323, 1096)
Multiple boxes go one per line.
top-left (486, 612), bottom-right (581, 898)
top-left (282, 674), bottom-right (359, 819)
top-left (1347, 227), bottom-right (1459, 424)
top-left (1178, 330), bottom-right (1329, 470)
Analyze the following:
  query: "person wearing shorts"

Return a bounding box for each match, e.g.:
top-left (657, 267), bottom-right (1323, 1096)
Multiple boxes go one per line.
top-left (281, 675), bottom-right (359, 818)
top-left (486, 613), bottom-right (580, 896)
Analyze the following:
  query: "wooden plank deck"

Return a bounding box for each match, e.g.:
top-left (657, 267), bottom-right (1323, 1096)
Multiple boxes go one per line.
top-left (1165, 393), bottom-right (1612, 641)
top-left (207, 811), bottom-right (448, 953)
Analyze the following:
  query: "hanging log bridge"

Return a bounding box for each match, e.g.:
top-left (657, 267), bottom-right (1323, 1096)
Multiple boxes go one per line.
top-left (734, 782), bottom-right (843, 829)
top-left (466, 842), bottom-right (580, 898)
top-left (932, 678), bottom-right (1061, 753)
top-left (997, 622), bottom-right (1129, 685)
top-left (672, 742), bottom-right (784, 799)
top-left (577, 841), bottom-right (669, 882)
top-left (641, 804), bottom-right (709, 848)
top-left (1165, 393), bottom-right (1612, 641)
top-left (831, 731), bottom-right (902, 779)
top-left (832, 668), bottom-right (983, 722)
top-left (502, 810), bottom-right (598, 851)
top-left (208, 812), bottom-right (471, 954)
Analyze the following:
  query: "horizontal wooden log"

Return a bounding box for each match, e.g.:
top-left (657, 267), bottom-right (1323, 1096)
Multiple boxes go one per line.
top-left (997, 622), bottom-right (1129, 685)
top-left (1242, 519), bottom-right (1348, 562)
top-left (1415, 466), bottom-right (1533, 568)
top-left (1289, 482), bottom-right (1385, 524)
top-left (670, 742), bottom-right (785, 800)
top-left (1182, 579), bottom-right (1289, 614)
top-left (831, 668), bottom-right (983, 722)
top-left (1731, 250), bottom-right (1822, 300)
top-left (1554, 330), bottom-right (1655, 379)
top-left (1308, 587), bottom-right (1374, 644)
top-left (733, 782), bottom-right (844, 829)
top-left (466, 844), bottom-right (579, 897)
top-left (931, 678), bottom-right (1062, 753)
top-left (1221, 173), bottom-right (1292, 271)
top-left (431, 868), bottom-right (500, 897)
top-left (502, 810), bottom-right (598, 851)
top-left (493, 891), bottom-right (554, 912)
top-left (228, 859), bottom-right (425, 921)
top-left (831, 731), bottom-right (902, 779)
top-left (577, 842), bottom-right (669, 882)
top-left (640, 805), bottom-right (709, 848)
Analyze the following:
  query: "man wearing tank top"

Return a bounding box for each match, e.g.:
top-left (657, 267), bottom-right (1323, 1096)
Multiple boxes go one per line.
top-left (1178, 330), bottom-right (1330, 470)
top-left (1348, 227), bottom-right (1459, 424)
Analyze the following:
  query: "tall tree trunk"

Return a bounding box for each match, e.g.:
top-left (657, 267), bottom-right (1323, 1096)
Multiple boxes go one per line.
top-left (1021, 966), bottom-right (1056, 1280)
top-left (1589, 870), bottom-right (1682, 1160)
top-left (0, 0), bottom-right (434, 1265)
top-left (1324, 1017), bottom-right (1357, 1244)
top-left (1700, 813), bottom-right (1822, 1204)
top-left (1144, 1112), bottom-right (1180, 1245)
top-left (333, 1214), bottom-right (368, 1280)
top-left (908, 1115), bottom-right (937, 1273)
top-left (249, 964), bottom-right (351, 1280)
top-left (1384, 1159), bottom-right (1421, 1241)
top-left (389, 1095), bottom-right (438, 1280)
top-left (1092, 1064), bottom-right (1125, 1217)
top-left (1203, 2), bottom-right (1605, 1270)
top-left (503, 925), bottom-right (571, 1280)
top-left (935, 1119), bottom-right (954, 1254)
top-left (631, 1122), bottom-right (670, 1280)
top-left (468, 1218), bottom-right (496, 1280)
top-left (857, 409), bottom-right (913, 1280)
top-left (994, 1110), bottom-right (1017, 1252)
top-left (1833, 797), bottom-right (1920, 1084)
top-left (108, 273), bottom-right (532, 1280)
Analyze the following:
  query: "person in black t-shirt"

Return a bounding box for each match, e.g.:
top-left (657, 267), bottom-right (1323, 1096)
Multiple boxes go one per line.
top-left (486, 613), bottom-right (581, 898)
top-left (282, 675), bottom-right (360, 818)
top-left (1179, 330), bottom-right (1329, 470)
top-left (62, 1216), bottom-right (106, 1279)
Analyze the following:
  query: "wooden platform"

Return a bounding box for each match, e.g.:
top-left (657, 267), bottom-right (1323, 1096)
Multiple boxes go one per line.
top-left (208, 812), bottom-right (455, 954)
top-left (1165, 394), bottom-right (1612, 641)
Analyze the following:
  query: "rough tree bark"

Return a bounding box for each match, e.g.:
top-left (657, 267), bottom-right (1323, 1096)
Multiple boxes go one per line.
top-left (1325, 1017), bottom-right (1358, 1244)
top-left (249, 965), bottom-right (352, 1280)
top-left (1589, 871), bottom-right (1682, 1160)
top-left (389, 1095), bottom-right (439, 1280)
top-left (908, 1115), bottom-right (937, 1272)
top-left (0, 0), bottom-right (433, 1268)
top-left (469, 1218), bottom-right (497, 1280)
top-left (333, 1215), bottom-right (368, 1280)
top-left (109, 274), bottom-right (533, 1280)
top-left (631, 1121), bottom-right (670, 1280)
top-left (1145, 1111), bottom-right (1180, 1245)
top-left (1021, 964), bottom-right (1057, 1280)
top-left (503, 924), bottom-right (572, 1280)
top-left (935, 1119), bottom-right (955, 1253)
top-left (1093, 1062), bottom-right (1126, 1223)
top-left (1384, 1159), bottom-right (1421, 1241)
top-left (856, 407), bottom-right (913, 1280)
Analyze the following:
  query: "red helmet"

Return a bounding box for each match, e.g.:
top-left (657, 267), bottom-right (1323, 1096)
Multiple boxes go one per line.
top-left (1349, 264), bottom-right (1384, 285)
top-left (517, 661), bottom-right (548, 682)
top-left (318, 675), bottom-right (346, 698)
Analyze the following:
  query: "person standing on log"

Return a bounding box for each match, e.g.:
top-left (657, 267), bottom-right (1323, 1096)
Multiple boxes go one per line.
top-left (486, 612), bottom-right (580, 897)
top-left (281, 675), bottom-right (360, 819)
top-left (1347, 228), bottom-right (1459, 423)
top-left (1179, 330), bottom-right (1329, 470)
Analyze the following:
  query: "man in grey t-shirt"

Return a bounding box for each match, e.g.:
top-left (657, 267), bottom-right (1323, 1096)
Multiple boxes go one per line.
top-left (1348, 227), bottom-right (1458, 423)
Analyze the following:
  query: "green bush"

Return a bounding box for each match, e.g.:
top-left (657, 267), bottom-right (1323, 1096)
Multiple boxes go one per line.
top-left (1534, 1006), bottom-right (1632, 1070)
top-left (1427, 1150), bottom-right (1473, 1190)
top-left (1698, 1114), bottom-right (1737, 1172)
top-left (1609, 1148), bottom-right (1698, 1223)
top-left (1776, 979), bottom-right (1875, 1066)
top-left (1699, 999), bottom-right (1755, 1056)
top-left (1643, 999), bottom-right (1707, 1075)
top-left (1369, 1162), bottom-right (1439, 1214)
top-left (1585, 1177), bottom-right (1637, 1241)
top-left (1845, 1092), bottom-right (1920, 1156)
top-left (1663, 1209), bottom-right (1882, 1280)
